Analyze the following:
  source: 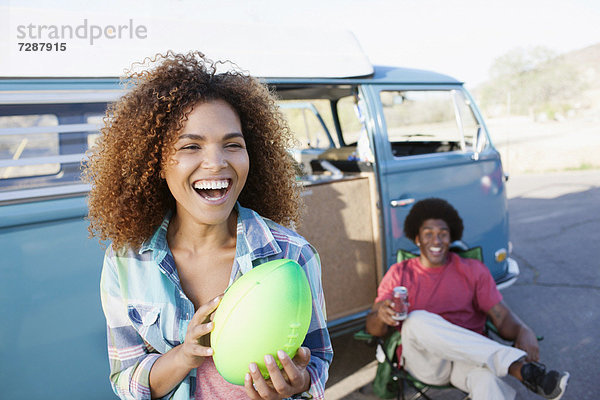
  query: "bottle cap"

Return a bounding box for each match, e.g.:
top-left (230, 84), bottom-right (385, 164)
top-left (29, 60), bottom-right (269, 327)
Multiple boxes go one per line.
top-left (393, 286), bottom-right (408, 295)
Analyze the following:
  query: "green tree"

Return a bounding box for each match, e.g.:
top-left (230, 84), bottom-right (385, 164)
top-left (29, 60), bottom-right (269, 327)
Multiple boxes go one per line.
top-left (478, 46), bottom-right (583, 119)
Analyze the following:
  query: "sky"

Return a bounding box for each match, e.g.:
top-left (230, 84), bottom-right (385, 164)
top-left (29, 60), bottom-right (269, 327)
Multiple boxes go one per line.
top-left (2, 0), bottom-right (600, 86)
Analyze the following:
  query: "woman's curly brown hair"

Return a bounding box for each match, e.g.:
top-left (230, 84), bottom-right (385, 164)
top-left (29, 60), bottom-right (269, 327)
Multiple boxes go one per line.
top-left (83, 51), bottom-right (302, 250)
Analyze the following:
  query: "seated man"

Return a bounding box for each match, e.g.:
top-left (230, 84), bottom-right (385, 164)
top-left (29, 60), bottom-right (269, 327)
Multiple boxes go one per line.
top-left (366, 198), bottom-right (569, 400)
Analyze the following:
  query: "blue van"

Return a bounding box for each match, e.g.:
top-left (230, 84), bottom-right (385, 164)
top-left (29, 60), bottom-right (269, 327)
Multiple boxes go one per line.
top-left (0, 54), bottom-right (518, 398)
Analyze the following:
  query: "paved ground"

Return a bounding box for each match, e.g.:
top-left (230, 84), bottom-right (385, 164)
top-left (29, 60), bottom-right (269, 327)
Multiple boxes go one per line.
top-left (325, 169), bottom-right (600, 400)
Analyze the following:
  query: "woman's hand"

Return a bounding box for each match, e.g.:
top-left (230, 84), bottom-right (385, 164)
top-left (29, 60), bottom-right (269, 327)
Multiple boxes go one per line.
top-left (149, 294), bottom-right (222, 398)
top-left (176, 294), bottom-right (222, 369)
top-left (244, 347), bottom-right (312, 400)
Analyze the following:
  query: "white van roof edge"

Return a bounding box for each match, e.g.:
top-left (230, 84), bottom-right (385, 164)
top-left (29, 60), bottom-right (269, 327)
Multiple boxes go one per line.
top-left (1, 21), bottom-right (374, 79)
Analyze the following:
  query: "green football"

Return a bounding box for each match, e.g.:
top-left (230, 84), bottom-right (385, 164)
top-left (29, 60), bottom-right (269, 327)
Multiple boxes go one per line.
top-left (211, 259), bottom-right (313, 385)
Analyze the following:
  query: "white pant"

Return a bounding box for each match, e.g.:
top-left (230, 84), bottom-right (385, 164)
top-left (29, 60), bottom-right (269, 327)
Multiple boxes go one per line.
top-left (401, 310), bottom-right (526, 400)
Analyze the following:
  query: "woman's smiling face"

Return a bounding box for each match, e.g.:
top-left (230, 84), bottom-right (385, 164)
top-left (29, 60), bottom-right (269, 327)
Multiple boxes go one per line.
top-left (163, 99), bottom-right (249, 227)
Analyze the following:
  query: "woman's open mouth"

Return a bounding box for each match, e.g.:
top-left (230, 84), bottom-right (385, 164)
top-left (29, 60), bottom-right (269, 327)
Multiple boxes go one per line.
top-left (193, 179), bottom-right (232, 201)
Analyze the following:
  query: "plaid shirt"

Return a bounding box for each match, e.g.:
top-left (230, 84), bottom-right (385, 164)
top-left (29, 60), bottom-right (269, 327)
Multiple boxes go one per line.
top-left (100, 204), bottom-right (332, 400)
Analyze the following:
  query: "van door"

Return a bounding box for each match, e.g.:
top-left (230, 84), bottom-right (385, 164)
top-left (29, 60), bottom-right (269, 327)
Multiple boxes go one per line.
top-left (361, 84), bottom-right (511, 281)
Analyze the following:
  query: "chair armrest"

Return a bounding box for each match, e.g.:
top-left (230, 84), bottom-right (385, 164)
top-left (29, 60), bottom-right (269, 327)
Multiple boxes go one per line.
top-left (353, 329), bottom-right (374, 341)
top-left (353, 329), bottom-right (384, 346)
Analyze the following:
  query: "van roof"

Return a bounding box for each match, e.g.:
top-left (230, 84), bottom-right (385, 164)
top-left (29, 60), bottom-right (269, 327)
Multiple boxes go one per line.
top-left (0, 65), bottom-right (461, 92)
top-left (0, 65), bottom-right (462, 104)
top-left (1, 22), bottom-right (461, 86)
top-left (0, 28), bottom-right (374, 79)
top-left (267, 65), bottom-right (461, 85)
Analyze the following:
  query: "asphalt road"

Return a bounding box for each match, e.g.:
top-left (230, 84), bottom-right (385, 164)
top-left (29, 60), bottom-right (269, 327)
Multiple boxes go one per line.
top-left (325, 169), bottom-right (600, 400)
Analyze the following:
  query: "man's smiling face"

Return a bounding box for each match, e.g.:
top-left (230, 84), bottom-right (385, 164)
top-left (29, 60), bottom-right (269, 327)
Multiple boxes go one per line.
top-left (416, 218), bottom-right (451, 268)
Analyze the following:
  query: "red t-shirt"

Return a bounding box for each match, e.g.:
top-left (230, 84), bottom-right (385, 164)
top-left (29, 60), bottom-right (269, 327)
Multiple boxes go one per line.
top-left (375, 252), bottom-right (502, 335)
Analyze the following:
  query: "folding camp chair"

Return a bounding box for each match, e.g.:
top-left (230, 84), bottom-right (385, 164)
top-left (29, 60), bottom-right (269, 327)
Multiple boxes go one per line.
top-left (354, 247), bottom-right (542, 400)
top-left (354, 327), bottom-right (469, 400)
top-left (354, 319), bottom-right (510, 400)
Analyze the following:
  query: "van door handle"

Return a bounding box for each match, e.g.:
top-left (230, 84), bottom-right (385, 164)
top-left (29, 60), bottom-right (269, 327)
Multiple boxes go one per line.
top-left (390, 198), bottom-right (415, 207)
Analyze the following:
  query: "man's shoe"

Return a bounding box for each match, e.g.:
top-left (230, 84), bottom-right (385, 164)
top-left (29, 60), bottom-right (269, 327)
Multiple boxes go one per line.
top-left (521, 362), bottom-right (569, 400)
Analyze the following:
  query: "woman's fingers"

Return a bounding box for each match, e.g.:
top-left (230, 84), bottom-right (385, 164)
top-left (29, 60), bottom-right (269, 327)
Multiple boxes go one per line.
top-left (244, 372), bottom-right (262, 399)
top-left (179, 295), bottom-right (222, 368)
top-left (293, 347), bottom-right (311, 365)
top-left (271, 348), bottom-right (311, 396)
top-left (247, 362), bottom-right (277, 399)
top-left (185, 294), bottom-right (221, 344)
top-left (190, 321), bottom-right (214, 342)
top-left (244, 348), bottom-right (311, 399)
top-left (190, 294), bottom-right (222, 325)
top-left (187, 342), bottom-right (214, 357)
top-left (265, 354), bottom-right (289, 393)
top-left (285, 347), bottom-right (310, 381)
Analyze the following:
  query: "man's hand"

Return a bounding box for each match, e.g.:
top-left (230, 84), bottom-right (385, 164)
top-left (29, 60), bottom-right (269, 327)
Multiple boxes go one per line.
top-left (515, 326), bottom-right (540, 362)
top-left (366, 299), bottom-right (400, 337)
top-left (375, 299), bottom-right (400, 327)
top-left (244, 347), bottom-right (311, 400)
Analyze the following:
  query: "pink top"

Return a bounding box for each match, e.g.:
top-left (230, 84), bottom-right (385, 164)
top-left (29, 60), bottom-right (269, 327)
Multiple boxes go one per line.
top-left (376, 252), bottom-right (502, 334)
top-left (194, 357), bottom-right (249, 399)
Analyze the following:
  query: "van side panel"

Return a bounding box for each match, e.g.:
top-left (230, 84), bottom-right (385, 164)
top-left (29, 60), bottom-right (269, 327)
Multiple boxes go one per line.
top-left (0, 196), bottom-right (113, 398)
top-left (297, 176), bottom-right (380, 326)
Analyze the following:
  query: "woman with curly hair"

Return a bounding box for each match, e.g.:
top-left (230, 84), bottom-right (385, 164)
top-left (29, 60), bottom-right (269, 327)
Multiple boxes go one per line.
top-left (84, 52), bottom-right (332, 400)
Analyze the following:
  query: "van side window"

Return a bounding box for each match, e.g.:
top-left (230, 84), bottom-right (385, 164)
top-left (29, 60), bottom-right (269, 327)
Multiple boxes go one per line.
top-left (336, 95), bottom-right (363, 146)
top-left (274, 87), bottom-right (367, 177)
top-left (380, 90), bottom-right (481, 157)
top-left (279, 100), bottom-right (338, 150)
top-left (85, 113), bottom-right (104, 149)
top-left (0, 103), bottom-right (106, 193)
top-left (0, 114), bottom-right (60, 180)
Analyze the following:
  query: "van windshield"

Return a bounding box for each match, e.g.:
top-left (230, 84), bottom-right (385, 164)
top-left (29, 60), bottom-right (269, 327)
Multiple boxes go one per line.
top-left (380, 89), bottom-right (484, 157)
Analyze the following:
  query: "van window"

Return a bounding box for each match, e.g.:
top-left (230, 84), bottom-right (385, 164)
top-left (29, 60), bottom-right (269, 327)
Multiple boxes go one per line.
top-left (278, 100), bottom-right (338, 150)
top-left (380, 90), bottom-right (481, 157)
top-left (85, 113), bottom-right (104, 149)
top-left (276, 91), bottom-right (368, 177)
top-left (0, 114), bottom-right (60, 180)
top-left (336, 95), bottom-right (363, 145)
top-left (280, 94), bottom-right (363, 149)
top-left (0, 103), bottom-right (106, 193)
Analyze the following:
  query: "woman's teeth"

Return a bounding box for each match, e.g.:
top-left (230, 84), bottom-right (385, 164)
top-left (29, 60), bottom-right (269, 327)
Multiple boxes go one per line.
top-left (193, 179), bottom-right (230, 200)
top-left (193, 179), bottom-right (229, 190)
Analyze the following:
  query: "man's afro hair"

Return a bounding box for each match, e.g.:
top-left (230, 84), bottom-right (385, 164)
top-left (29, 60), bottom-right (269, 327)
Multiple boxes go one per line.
top-left (403, 198), bottom-right (464, 242)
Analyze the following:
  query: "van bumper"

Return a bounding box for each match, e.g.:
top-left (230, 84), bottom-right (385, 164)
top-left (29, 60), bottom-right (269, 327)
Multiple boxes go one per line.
top-left (496, 257), bottom-right (520, 290)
